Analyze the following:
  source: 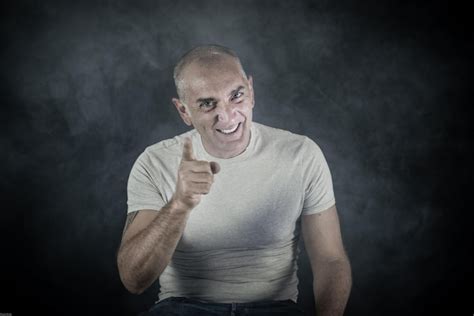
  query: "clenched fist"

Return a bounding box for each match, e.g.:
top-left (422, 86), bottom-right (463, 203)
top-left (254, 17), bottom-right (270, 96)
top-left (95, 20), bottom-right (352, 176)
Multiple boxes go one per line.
top-left (171, 137), bottom-right (220, 211)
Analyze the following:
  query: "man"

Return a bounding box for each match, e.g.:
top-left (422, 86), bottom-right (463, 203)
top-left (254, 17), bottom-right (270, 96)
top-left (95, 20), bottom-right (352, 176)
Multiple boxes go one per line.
top-left (117, 44), bottom-right (352, 316)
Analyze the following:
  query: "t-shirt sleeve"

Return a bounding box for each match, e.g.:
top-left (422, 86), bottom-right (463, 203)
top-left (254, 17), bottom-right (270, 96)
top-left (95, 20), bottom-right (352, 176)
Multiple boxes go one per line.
top-left (127, 151), bottom-right (166, 214)
top-left (301, 137), bottom-right (336, 215)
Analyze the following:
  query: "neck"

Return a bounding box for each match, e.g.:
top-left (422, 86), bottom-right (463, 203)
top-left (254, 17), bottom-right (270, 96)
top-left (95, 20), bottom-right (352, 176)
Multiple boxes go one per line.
top-left (202, 131), bottom-right (252, 159)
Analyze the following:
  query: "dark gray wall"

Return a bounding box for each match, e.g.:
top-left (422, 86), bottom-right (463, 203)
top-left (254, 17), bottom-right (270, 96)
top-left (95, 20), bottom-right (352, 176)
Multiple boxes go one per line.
top-left (2, 0), bottom-right (472, 315)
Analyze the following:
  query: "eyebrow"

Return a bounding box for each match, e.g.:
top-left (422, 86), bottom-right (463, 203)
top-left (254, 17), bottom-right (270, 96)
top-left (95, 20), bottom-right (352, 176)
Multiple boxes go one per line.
top-left (195, 97), bottom-right (215, 104)
top-left (195, 85), bottom-right (245, 104)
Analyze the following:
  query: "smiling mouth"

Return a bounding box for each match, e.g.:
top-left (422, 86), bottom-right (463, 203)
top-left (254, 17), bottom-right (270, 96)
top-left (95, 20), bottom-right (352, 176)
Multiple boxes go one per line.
top-left (216, 122), bottom-right (241, 135)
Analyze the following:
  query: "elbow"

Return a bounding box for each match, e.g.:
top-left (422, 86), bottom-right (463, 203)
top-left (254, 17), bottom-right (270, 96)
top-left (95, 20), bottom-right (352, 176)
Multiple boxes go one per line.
top-left (117, 258), bottom-right (148, 295)
top-left (119, 268), bottom-right (148, 295)
top-left (117, 258), bottom-right (162, 295)
top-left (117, 247), bottom-right (166, 295)
top-left (125, 283), bottom-right (146, 295)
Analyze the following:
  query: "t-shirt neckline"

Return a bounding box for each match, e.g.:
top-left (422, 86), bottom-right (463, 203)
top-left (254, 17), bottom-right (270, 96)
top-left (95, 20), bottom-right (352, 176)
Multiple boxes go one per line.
top-left (194, 122), bottom-right (257, 164)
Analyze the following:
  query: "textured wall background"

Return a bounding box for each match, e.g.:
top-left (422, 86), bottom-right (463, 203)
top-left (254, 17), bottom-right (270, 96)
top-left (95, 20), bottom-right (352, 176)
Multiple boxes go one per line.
top-left (2, 0), bottom-right (472, 315)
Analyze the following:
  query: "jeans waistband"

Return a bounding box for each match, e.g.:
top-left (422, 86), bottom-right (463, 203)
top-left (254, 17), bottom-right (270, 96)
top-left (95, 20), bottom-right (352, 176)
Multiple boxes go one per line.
top-left (158, 296), bottom-right (297, 307)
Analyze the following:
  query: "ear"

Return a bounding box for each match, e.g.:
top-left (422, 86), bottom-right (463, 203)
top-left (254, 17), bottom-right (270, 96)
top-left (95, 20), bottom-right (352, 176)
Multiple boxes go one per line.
top-left (247, 75), bottom-right (255, 108)
top-left (172, 97), bottom-right (193, 127)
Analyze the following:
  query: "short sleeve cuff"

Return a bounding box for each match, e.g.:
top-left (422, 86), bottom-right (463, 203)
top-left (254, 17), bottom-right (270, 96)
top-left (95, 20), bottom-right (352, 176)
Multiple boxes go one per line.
top-left (301, 199), bottom-right (336, 216)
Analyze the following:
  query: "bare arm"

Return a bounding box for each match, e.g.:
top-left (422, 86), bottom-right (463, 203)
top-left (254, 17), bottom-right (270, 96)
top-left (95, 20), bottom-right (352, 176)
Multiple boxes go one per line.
top-left (117, 137), bottom-right (220, 294)
top-left (117, 200), bottom-right (191, 294)
top-left (302, 205), bottom-right (352, 316)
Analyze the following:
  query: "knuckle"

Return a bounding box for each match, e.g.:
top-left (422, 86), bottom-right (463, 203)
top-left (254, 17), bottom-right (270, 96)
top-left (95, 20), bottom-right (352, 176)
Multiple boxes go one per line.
top-left (199, 160), bottom-right (212, 170)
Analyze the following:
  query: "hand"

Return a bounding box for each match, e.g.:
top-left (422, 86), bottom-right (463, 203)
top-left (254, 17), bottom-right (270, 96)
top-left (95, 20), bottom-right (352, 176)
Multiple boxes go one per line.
top-left (171, 137), bottom-right (220, 211)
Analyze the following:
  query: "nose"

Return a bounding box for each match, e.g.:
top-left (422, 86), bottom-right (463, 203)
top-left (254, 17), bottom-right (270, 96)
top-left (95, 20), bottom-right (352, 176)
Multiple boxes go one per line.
top-left (215, 102), bottom-right (237, 122)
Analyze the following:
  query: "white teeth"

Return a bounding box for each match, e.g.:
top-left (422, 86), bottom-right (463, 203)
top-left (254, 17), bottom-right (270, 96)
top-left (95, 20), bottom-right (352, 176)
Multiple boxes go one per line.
top-left (217, 123), bottom-right (239, 134)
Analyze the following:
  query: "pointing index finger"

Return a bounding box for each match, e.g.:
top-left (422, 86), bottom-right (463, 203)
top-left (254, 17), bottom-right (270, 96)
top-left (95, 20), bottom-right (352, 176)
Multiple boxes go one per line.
top-left (182, 137), bottom-right (196, 161)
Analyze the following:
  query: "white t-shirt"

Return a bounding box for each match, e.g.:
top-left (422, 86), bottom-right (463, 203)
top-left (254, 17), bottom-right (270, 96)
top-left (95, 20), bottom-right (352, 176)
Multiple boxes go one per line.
top-left (127, 121), bottom-right (336, 303)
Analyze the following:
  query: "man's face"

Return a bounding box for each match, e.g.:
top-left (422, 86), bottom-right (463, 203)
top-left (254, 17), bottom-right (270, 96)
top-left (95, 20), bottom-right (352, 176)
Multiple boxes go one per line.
top-left (173, 57), bottom-right (255, 159)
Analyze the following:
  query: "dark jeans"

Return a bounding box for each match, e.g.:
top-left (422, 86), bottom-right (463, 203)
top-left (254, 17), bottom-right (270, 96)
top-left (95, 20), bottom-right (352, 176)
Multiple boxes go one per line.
top-left (138, 296), bottom-right (306, 316)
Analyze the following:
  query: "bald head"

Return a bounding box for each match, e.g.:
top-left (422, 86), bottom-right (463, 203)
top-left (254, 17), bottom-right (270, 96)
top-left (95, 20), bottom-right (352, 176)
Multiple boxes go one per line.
top-left (173, 45), bottom-right (247, 101)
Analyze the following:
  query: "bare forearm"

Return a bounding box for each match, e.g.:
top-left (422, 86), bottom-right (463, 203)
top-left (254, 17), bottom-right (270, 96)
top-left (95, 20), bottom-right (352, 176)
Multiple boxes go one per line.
top-left (118, 200), bottom-right (191, 293)
top-left (313, 257), bottom-right (352, 316)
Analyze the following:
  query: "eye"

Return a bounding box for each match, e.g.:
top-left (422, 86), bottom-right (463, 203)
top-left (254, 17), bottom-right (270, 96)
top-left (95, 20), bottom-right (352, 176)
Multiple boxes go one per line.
top-left (199, 101), bottom-right (215, 110)
top-left (231, 91), bottom-right (244, 101)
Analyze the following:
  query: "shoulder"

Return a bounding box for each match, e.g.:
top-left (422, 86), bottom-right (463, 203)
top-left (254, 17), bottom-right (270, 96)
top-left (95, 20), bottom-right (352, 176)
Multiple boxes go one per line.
top-left (135, 129), bottom-right (198, 166)
top-left (254, 122), bottom-right (318, 154)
